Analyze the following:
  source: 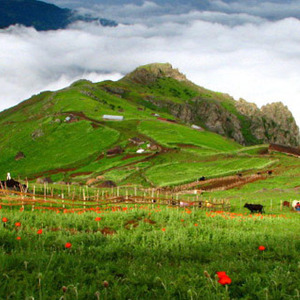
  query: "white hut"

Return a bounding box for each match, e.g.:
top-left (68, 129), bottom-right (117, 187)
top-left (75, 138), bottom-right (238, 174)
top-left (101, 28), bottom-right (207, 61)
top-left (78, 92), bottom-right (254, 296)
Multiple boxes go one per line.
top-left (102, 115), bottom-right (124, 121)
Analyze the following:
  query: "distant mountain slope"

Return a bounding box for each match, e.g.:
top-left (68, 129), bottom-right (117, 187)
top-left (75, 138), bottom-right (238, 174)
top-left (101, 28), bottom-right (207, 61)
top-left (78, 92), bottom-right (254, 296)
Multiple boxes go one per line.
top-left (0, 0), bottom-right (117, 31)
top-left (0, 63), bottom-right (298, 186)
top-left (119, 63), bottom-right (300, 146)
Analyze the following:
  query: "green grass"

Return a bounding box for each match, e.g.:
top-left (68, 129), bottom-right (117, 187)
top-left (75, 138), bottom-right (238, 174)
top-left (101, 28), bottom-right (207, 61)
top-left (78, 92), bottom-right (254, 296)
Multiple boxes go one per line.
top-left (0, 205), bottom-right (299, 299)
top-left (145, 156), bottom-right (275, 187)
top-left (0, 120), bottom-right (119, 177)
top-left (138, 121), bottom-right (241, 151)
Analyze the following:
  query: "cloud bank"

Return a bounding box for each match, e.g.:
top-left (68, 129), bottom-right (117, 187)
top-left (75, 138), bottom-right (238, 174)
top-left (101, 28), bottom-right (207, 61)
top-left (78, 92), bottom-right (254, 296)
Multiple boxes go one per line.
top-left (0, 0), bottom-right (300, 127)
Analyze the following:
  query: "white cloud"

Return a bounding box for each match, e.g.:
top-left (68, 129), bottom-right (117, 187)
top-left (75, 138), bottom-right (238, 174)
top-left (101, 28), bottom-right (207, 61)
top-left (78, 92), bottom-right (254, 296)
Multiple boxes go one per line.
top-left (0, 8), bottom-right (300, 127)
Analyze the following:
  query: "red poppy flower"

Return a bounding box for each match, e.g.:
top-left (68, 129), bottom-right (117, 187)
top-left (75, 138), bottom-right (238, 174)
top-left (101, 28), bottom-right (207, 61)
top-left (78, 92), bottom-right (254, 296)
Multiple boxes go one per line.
top-left (16, 236), bottom-right (21, 240)
top-left (216, 271), bottom-right (231, 285)
top-left (2, 217), bottom-right (8, 223)
top-left (218, 276), bottom-right (232, 285)
top-left (181, 219), bottom-right (184, 222)
top-left (162, 228), bottom-right (166, 232)
top-left (37, 229), bottom-right (43, 234)
top-left (15, 222), bottom-right (21, 227)
top-left (216, 271), bottom-right (227, 278)
top-left (65, 242), bottom-right (72, 249)
top-left (258, 245), bottom-right (266, 251)
top-left (194, 223), bottom-right (198, 226)
top-left (95, 217), bottom-right (101, 221)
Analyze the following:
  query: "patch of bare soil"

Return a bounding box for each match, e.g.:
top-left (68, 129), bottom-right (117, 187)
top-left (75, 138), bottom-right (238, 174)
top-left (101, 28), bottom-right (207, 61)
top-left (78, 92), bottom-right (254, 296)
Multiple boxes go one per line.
top-left (100, 227), bottom-right (116, 235)
top-left (121, 153), bottom-right (149, 160)
top-left (29, 167), bottom-right (77, 180)
top-left (124, 219), bottom-right (139, 230)
top-left (143, 218), bottom-right (156, 225)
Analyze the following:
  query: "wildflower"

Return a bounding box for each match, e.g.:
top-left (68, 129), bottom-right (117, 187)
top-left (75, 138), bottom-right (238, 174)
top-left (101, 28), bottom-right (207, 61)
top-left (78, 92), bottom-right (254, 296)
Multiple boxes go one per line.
top-left (194, 223), bottom-right (198, 226)
top-left (2, 217), bottom-right (8, 223)
top-left (218, 276), bottom-right (232, 285)
top-left (65, 242), bottom-right (72, 249)
top-left (216, 271), bottom-right (227, 278)
top-left (0, 205), bottom-right (2, 209)
top-left (16, 236), bottom-right (21, 240)
top-left (216, 271), bottom-right (231, 285)
top-left (15, 222), bottom-right (21, 227)
top-left (95, 217), bottom-right (101, 221)
top-left (37, 229), bottom-right (43, 234)
top-left (62, 286), bottom-right (68, 293)
top-left (181, 219), bottom-right (184, 222)
top-left (19, 207), bottom-right (24, 212)
top-left (162, 228), bottom-right (166, 232)
top-left (258, 245), bottom-right (266, 251)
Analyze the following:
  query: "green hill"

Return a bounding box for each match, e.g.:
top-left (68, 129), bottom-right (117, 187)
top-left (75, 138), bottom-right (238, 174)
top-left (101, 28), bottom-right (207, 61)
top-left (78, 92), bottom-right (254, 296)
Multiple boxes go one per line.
top-left (0, 63), bottom-right (299, 189)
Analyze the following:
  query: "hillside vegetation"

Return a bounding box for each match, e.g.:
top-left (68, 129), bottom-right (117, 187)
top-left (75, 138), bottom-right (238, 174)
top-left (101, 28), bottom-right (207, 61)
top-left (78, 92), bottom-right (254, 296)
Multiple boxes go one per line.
top-left (0, 63), bottom-right (299, 191)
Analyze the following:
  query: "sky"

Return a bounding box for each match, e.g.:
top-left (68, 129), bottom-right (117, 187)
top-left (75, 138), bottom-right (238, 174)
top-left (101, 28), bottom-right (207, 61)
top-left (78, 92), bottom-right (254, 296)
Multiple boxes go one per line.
top-left (0, 0), bottom-right (300, 126)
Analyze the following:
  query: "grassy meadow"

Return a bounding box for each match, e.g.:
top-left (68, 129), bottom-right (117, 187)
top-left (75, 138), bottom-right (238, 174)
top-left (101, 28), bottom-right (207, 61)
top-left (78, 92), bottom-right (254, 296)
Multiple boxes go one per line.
top-left (0, 203), bottom-right (299, 300)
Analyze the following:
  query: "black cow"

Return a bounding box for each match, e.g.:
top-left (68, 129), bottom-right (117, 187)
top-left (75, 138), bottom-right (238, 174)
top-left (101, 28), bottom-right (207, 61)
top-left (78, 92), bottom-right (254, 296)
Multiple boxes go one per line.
top-left (244, 203), bottom-right (264, 214)
top-left (199, 176), bottom-right (206, 181)
top-left (267, 170), bottom-right (273, 175)
top-left (0, 179), bottom-right (28, 192)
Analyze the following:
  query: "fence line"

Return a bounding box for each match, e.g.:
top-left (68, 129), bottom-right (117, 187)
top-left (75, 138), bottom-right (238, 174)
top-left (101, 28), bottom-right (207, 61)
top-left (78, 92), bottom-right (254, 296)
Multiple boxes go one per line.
top-left (0, 187), bottom-right (230, 211)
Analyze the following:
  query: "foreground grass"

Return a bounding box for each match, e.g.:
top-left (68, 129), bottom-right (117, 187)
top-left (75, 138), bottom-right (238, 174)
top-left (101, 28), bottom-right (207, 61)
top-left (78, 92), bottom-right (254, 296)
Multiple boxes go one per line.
top-left (0, 205), bottom-right (299, 299)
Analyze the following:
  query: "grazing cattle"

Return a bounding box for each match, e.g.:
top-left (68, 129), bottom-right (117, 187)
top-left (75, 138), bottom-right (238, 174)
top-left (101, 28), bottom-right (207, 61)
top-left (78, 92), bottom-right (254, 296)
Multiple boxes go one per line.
top-left (267, 170), bottom-right (273, 175)
top-left (0, 179), bottom-right (28, 192)
top-left (282, 201), bottom-right (290, 208)
top-left (244, 203), bottom-right (264, 214)
top-left (199, 176), bottom-right (205, 181)
top-left (237, 173), bottom-right (243, 177)
top-left (292, 200), bottom-right (300, 210)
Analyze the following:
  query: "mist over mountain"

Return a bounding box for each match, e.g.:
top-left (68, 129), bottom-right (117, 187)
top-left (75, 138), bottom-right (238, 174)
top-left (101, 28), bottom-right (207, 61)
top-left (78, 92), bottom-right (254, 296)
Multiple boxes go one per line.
top-left (1, 0), bottom-right (299, 128)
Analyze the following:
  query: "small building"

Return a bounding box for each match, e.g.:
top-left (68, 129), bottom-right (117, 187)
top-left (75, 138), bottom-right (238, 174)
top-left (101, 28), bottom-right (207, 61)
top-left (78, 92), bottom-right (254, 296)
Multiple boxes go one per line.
top-left (129, 137), bottom-right (144, 146)
top-left (191, 124), bottom-right (204, 131)
top-left (64, 114), bottom-right (79, 123)
top-left (103, 115), bottom-right (124, 121)
top-left (107, 146), bottom-right (124, 156)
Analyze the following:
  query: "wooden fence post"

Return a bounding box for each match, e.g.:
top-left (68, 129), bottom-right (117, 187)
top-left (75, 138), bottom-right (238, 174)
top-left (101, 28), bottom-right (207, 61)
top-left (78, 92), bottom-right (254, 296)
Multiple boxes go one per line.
top-left (83, 189), bottom-right (86, 209)
top-left (44, 183), bottom-right (46, 201)
top-left (62, 193), bottom-right (65, 209)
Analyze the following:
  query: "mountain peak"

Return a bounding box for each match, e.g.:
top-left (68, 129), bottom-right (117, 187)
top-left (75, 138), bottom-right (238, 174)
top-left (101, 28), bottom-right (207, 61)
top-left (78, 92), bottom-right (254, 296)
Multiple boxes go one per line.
top-left (121, 63), bottom-right (189, 85)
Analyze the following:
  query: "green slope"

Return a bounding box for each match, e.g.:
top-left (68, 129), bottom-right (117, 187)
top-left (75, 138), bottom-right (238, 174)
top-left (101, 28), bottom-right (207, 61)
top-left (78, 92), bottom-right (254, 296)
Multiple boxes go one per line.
top-left (0, 63), bottom-right (298, 191)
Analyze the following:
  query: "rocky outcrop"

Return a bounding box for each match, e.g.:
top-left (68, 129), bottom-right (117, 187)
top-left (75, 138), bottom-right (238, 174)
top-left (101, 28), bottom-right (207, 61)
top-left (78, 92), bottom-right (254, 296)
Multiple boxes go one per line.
top-left (235, 100), bottom-right (300, 146)
top-left (122, 63), bottom-right (190, 85)
top-left (121, 63), bottom-right (300, 146)
top-left (261, 102), bottom-right (300, 146)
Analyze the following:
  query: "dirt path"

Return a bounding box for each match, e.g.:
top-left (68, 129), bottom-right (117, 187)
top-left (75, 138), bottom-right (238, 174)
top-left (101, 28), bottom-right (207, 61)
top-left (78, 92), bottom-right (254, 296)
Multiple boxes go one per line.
top-left (170, 174), bottom-right (267, 193)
